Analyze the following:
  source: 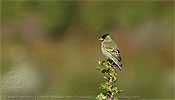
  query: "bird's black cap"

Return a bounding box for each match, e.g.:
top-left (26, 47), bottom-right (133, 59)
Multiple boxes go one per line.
top-left (101, 34), bottom-right (109, 39)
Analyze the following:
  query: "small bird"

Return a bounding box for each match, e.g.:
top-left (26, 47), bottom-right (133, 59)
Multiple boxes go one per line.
top-left (99, 34), bottom-right (123, 71)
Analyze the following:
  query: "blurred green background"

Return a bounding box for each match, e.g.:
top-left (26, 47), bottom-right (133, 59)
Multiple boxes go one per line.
top-left (1, 1), bottom-right (174, 100)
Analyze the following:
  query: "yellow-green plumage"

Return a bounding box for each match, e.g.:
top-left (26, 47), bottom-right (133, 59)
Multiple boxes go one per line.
top-left (100, 34), bottom-right (123, 71)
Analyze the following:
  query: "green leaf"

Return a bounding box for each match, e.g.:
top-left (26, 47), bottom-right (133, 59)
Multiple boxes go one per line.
top-left (96, 67), bottom-right (104, 72)
top-left (112, 87), bottom-right (118, 94)
top-left (100, 83), bottom-right (108, 89)
top-left (96, 93), bottom-right (107, 100)
top-left (97, 68), bottom-right (111, 74)
top-left (98, 61), bottom-right (102, 65)
top-left (100, 82), bottom-right (111, 90)
top-left (101, 69), bottom-right (107, 73)
top-left (103, 76), bottom-right (109, 81)
top-left (96, 67), bottom-right (107, 73)
top-left (112, 75), bottom-right (117, 82)
top-left (112, 87), bottom-right (118, 91)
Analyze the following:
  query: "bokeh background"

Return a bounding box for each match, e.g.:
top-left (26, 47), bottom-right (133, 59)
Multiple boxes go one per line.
top-left (1, 1), bottom-right (174, 100)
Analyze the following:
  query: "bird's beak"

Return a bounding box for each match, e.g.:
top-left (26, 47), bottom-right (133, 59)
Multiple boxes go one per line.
top-left (98, 38), bottom-right (103, 41)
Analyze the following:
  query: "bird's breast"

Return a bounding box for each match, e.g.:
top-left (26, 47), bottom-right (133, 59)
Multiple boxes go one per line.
top-left (101, 43), bottom-right (110, 58)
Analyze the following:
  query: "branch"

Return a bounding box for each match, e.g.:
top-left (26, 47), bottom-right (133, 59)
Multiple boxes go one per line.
top-left (109, 74), bottom-right (113, 100)
top-left (96, 60), bottom-right (123, 100)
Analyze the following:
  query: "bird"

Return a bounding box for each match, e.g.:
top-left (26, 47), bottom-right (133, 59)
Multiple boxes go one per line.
top-left (99, 34), bottom-right (123, 71)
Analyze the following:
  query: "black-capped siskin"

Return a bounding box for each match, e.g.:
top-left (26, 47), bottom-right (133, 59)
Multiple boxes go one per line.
top-left (99, 34), bottom-right (123, 71)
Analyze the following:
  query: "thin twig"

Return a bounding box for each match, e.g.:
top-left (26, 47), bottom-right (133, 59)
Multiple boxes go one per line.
top-left (109, 74), bottom-right (113, 100)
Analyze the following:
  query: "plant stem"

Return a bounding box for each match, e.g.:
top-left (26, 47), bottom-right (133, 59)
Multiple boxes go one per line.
top-left (96, 61), bottom-right (123, 100)
top-left (109, 74), bottom-right (113, 100)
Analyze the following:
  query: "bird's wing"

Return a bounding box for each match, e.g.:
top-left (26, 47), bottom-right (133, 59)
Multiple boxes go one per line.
top-left (105, 47), bottom-right (122, 62)
top-left (103, 41), bottom-right (122, 62)
top-left (103, 41), bottom-right (123, 70)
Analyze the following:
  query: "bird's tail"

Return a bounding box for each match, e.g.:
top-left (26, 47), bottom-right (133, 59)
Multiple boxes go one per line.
top-left (115, 61), bottom-right (124, 71)
top-left (109, 58), bottom-right (124, 71)
top-left (118, 65), bottom-right (124, 71)
top-left (113, 62), bottom-right (124, 71)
